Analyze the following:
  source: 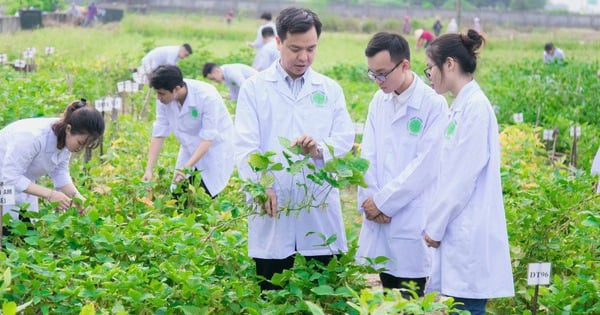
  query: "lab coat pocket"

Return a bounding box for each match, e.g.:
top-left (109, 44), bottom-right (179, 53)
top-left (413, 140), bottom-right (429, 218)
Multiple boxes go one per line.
top-left (389, 202), bottom-right (425, 240)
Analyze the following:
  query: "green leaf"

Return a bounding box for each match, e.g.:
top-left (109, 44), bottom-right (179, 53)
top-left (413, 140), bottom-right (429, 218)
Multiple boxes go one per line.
top-left (79, 304), bottom-right (95, 315)
top-left (304, 301), bottom-right (325, 315)
top-left (271, 162), bottom-right (284, 171)
top-left (2, 301), bottom-right (17, 315)
top-left (128, 288), bottom-right (142, 302)
top-left (311, 285), bottom-right (334, 296)
top-left (581, 215), bottom-right (599, 228)
top-left (259, 174), bottom-right (275, 187)
top-left (279, 136), bottom-right (302, 155)
top-left (248, 153), bottom-right (269, 171)
top-left (1, 268), bottom-right (11, 291)
top-left (279, 136), bottom-right (291, 148)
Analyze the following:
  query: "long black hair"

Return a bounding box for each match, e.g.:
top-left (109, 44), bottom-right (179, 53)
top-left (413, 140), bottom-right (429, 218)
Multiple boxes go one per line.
top-left (52, 99), bottom-right (105, 149)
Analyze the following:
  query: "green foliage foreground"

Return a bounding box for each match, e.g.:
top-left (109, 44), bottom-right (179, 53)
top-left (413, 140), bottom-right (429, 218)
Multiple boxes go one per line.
top-left (0, 13), bottom-right (598, 314)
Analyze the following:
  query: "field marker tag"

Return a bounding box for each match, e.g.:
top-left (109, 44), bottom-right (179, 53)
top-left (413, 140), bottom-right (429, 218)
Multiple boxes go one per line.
top-left (513, 113), bottom-right (523, 123)
top-left (0, 54), bottom-right (7, 63)
top-left (570, 126), bottom-right (581, 137)
top-left (0, 182), bottom-right (15, 205)
top-left (94, 99), bottom-right (105, 112)
top-left (527, 262), bottom-right (551, 285)
top-left (543, 129), bottom-right (554, 140)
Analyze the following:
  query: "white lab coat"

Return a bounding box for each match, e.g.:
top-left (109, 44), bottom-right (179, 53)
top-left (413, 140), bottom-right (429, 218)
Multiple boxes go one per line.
top-left (356, 74), bottom-right (448, 278)
top-left (592, 147), bottom-right (600, 193)
top-left (141, 46), bottom-right (180, 71)
top-left (251, 21), bottom-right (277, 49)
top-left (152, 79), bottom-right (235, 197)
top-left (222, 64), bottom-right (258, 102)
top-left (543, 48), bottom-right (565, 63)
top-left (0, 118), bottom-right (72, 219)
top-left (252, 39), bottom-right (280, 71)
top-left (425, 80), bottom-right (514, 298)
top-left (235, 63), bottom-right (355, 259)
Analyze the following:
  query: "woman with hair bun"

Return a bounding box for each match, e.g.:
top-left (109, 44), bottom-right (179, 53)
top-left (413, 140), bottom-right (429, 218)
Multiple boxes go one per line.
top-left (0, 100), bottom-right (105, 221)
top-left (422, 30), bottom-right (514, 313)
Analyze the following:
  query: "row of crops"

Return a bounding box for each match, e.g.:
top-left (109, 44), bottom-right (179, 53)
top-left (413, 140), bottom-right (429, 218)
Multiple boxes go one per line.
top-left (0, 13), bottom-right (598, 314)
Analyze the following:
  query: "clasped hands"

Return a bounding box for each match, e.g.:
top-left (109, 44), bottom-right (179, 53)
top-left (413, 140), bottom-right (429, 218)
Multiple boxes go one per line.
top-left (361, 197), bottom-right (391, 224)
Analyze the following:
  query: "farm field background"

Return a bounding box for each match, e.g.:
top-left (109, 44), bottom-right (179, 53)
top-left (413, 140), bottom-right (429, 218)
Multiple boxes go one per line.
top-left (0, 13), bottom-right (599, 314)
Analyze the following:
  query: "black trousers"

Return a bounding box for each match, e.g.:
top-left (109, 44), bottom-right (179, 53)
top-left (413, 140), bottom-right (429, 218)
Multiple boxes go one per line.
top-left (254, 254), bottom-right (336, 291)
top-left (379, 272), bottom-right (426, 299)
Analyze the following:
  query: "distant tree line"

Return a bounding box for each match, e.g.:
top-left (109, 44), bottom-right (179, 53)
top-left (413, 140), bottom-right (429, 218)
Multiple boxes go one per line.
top-left (329, 0), bottom-right (547, 11)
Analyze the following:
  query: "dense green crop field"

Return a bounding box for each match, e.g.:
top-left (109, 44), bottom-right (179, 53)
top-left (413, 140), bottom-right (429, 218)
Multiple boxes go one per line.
top-left (0, 13), bottom-right (598, 314)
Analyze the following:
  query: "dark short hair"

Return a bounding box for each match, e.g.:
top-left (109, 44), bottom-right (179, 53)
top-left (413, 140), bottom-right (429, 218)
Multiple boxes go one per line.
top-left (182, 43), bottom-right (192, 54)
top-left (544, 43), bottom-right (554, 51)
top-left (52, 99), bottom-right (105, 150)
top-left (276, 7), bottom-right (322, 42)
top-left (260, 12), bottom-right (272, 21)
top-left (261, 26), bottom-right (275, 38)
top-left (365, 32), bottom-right (411, 63)
top-left (150, 65), bottom-right (185, 91)
top-left (426, 29), bottom-right (485, 75)
top-left (202, 62), bottom-right (218, 78)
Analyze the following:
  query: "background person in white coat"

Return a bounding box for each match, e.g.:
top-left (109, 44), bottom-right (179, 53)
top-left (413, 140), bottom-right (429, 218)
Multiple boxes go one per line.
top-left (252, 26), bottom-right (280, 71)
top-left (423, 30), bottom-right (514, 314)
top-left (591, 147), bottom-right (600, 193)
top-left (0, 100), bottom-right (105, 222)
top-left (356, 32), bottom-right (448, 297)
top-left (235, 7), bottom-right (355, 291)
top-left (247, 12), bottom-right (277, 50)
top-left (141, 65), bottom-right (235, 198)
top-left (141, 44), bottom-right (192, 72)
top-left (203, 63), bottom-right (258, 102)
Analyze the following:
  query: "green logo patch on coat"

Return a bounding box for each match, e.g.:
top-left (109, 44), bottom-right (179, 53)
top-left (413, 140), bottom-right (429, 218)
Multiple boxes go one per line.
top-left (445, 119), bottom-right (457, 138)
top-left (311, 91), bottom-right (327, 107)
top-left (407, 117), bottom-right (423, 135)
top-left (191, 108), bottom-right (199, 118)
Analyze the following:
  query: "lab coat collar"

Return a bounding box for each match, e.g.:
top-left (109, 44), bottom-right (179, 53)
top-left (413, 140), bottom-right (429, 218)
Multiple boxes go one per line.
top-left (177, 79), bottom-right (197, 118)
top-left (384, 72), bottom-right (425, 122)
top-left (264, 61), bottom-right (323, 101)
top-left (450, 79), bottom-right (480, 112)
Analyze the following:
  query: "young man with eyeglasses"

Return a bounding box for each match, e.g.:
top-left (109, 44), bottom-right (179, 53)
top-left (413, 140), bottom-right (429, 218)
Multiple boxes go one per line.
top-left (356, 32), bottom-right (448, 297)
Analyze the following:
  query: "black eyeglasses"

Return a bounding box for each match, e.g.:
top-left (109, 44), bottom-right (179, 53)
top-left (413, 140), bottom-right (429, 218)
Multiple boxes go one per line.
top-left (367, 61), bottom-right (403, 82)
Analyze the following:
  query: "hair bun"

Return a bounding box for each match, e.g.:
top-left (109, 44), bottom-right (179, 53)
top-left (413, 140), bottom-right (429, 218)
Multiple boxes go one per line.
top-left (461, 29), bottom-right (485, 55)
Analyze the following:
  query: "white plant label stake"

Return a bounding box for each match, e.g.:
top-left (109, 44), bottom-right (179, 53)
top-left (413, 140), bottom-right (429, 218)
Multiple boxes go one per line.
top-left (0, 182), bottom-right (15, 206)
top-left (513, 113), bottom-right (523, 124)
top-left (542, 129), bottom-right (554, 141)
top-left (569, 126), bottom-right (581, 137)
top-left (528, 262), bottom-right (551, 315)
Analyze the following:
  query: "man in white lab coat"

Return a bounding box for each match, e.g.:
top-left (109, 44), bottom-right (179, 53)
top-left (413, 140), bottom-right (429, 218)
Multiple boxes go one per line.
top-left (140, 44), bottom-right (192, 72)
top-left (141, 65), bottom-right (235, 198)
top-left (356, 32), bottom-right (448, 297)
top-left (247, 12), bottom-right (277, 50)
top-left (202, 63), bottom-right (258, 102)
top-left (252, 26), bottom-right (280, 71)
top-left (235, 7), bottom-right (355, 291)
